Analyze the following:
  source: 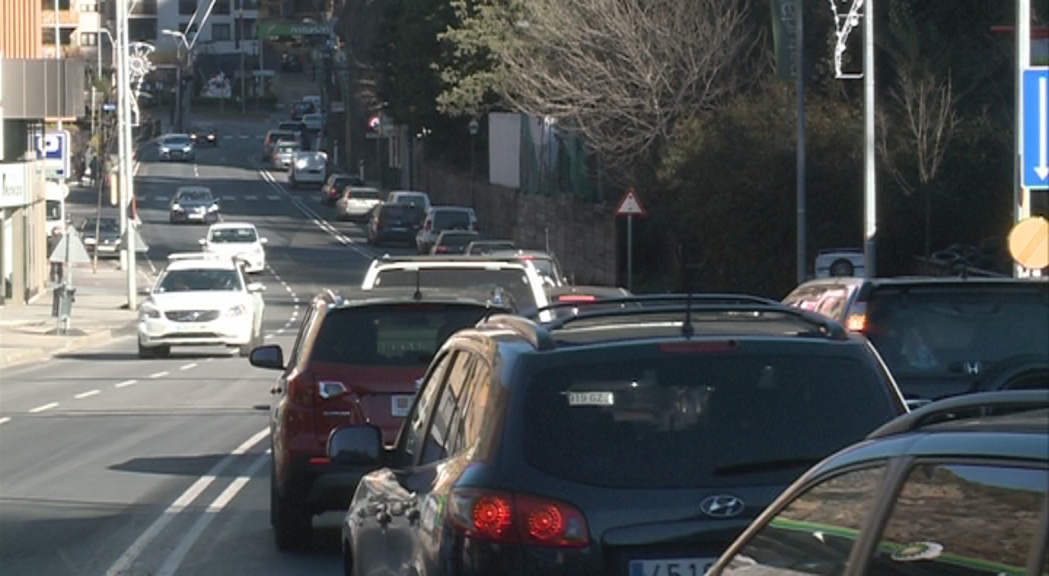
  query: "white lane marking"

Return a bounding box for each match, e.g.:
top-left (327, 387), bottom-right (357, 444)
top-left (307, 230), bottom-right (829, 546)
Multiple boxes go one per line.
top-left (276, 328), bottom-right (285, 335)
top-left (266, 195), bottom-right (280, 201)
top-left (104, 428), bottom-right (269, 576)
top-left (0, 417), bottom-right (11, 426)
top-left (244, 195), bottom-right (258, 201)
top-left (284, 285), bottom-right (293, 293)
top-left (149, 371), bottom-right (169, 379)
top-left (29, 402), bottom-right (59, 413)
top-left (180, 363), bottom-right (198, 371)
top-left (222, 195), bottom-right (235, 201)
top-left (239, 135), bottom-right (250, 139)
top-left (264, 333), bottom-right (275, 339)
top-left (115, 379), bottom-right (137, 388)
top-left (156, 196), bottom-right (170, 202)
top-left (75, 390), bottom-right (101, 399)
top-left (155, 451), bottom-right (270, 576)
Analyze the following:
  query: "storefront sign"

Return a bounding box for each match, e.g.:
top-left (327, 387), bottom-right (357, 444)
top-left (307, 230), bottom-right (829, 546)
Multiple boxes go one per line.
top-left (0, 163), bottom-right (30, 208)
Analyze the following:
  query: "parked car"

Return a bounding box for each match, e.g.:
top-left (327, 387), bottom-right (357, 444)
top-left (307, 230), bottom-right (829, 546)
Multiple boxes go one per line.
top-left (198, 221), bottom-right (268, 274)
top-left (335, 186), bottom-right (382, 222)
top-left (429, 229), bottom-right (480, 255)
top-left (385, 190), bottom-right (432, 211)
top-left (328, 294), bottom-right (907, 576)
top-left (320, 173), bottom-right (366, 206)
top-left (367, 202), bottom-right (426, 247)
top-left (189, 123), bottom-right (219, 147)
top-left (79, 216), bottom-right (121, 259)
top-left (138, 252), bottom-right (265, 358)
top-left (247, 289), bottom-right (510, 550)
top-left (707, 390), bottom-right (1049, 576)
top-left (169, 186), bottom-right (219, 224)
top-left (782, 276), bottom-right (1049, 403)
top-left (415, 206), bottom-right (478, 254)
top-left (157, 133), bottom-right (195, 162)
top-left (464, 239), bottom-right (516, 255)
top-left (288, 150), bottom-right (327, 189)
top-left (270, 140), bottom-right (302, 171)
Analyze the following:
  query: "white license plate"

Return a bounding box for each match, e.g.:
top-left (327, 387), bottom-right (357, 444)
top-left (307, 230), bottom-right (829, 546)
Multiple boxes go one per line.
top-left (629, 558), bottom-right (715, 576)
top-left (391, 394), bottom-right (414, 417)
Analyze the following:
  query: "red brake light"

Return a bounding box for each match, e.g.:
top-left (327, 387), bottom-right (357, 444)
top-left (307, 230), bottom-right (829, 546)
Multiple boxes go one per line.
top-left (309, 457), bottom-right (331, 465)
top-left (659, 341), bottom-right (739, 353)
top-left (449, 489), bottom-right (589, 548)
top-left (558, 294), bottom-right (596, 302)
top-left (845, 300), bottom-right (868, 332)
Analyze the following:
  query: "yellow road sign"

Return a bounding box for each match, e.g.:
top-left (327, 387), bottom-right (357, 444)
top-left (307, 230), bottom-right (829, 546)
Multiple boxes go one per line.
top-left (1008, 216), bottom-right (1049, 269)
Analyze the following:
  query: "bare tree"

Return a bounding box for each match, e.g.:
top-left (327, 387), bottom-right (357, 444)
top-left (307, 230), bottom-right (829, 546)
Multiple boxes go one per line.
top-left (440, 0), bottom-right (758, 167)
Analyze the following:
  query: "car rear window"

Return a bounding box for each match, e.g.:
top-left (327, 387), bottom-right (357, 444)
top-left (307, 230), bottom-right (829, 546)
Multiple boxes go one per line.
top-left (432, 210), bottom-right (472, 230)
top-left (382, 204), bottom-right (424, 220)
top-left (439, 233), bottom-right (478, 247)
top-left (372, 268), bottom-right (537, 311)
top-left (310, 305), bottom-right (492, 367)
top-left (863, 287), bottom-right (1049, 380)
top-left (523, 351), bottom-right (898, 488)
top-left (352, 189), bottom-right (381, 200)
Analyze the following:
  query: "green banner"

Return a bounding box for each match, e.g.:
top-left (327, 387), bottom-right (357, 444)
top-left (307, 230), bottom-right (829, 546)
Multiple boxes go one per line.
top-left (257, 20), bottom-right (332, 39)
top-left (770, 0), bottom-right (799, 81)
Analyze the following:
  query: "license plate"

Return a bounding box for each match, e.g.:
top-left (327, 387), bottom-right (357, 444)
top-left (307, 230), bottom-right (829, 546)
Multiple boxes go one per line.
top-left (629, 558), bottom-right (715, 576)
top-left (391, 395), bottom-right (414, 417)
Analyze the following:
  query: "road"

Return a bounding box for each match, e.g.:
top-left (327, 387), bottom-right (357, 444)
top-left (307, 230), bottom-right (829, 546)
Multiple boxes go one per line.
top-left (0, 118), bottom-right (415, 575)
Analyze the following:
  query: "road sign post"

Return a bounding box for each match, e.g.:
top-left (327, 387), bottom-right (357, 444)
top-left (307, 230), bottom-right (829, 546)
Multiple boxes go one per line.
top-left (1022, 68), bottom-right (1049, 189)
top-left (615, 188), bottom-right (647, 291)
top-left (36, 130), bottom-right (71, 181)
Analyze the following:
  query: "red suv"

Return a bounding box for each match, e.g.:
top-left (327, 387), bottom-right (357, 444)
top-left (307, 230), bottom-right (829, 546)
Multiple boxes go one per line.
top-left (248, 288), bottom-right (505, 550)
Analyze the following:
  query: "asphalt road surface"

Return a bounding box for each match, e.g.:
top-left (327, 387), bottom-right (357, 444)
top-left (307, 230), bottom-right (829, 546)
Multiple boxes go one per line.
top-left (0, 118), bottom-right (416, 575)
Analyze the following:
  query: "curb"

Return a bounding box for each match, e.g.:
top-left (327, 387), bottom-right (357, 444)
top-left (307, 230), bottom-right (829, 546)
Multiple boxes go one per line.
top-left (0, 322), bottom-right (137, 370)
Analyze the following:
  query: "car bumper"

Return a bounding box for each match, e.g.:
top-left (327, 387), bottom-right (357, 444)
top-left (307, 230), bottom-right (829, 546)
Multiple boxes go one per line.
top-left (170, 210), bottom-right (216, 223)
top-left (138, 315), bottom-right (253, 347)
top-left (159, 151), bottom-right (194, 161)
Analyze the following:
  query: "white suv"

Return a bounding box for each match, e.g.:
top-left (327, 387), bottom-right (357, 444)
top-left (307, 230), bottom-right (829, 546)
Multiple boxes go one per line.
top-left (360, 255), bottom-right (553, 320)
top-left (137, 253), bottom-right (266, 358)
top-left (198, 221), bottom-right (268, 274)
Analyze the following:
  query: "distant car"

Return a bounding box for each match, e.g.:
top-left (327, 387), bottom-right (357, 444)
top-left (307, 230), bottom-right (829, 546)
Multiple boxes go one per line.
top-left (320, 173), bottom-right (365, 206)
top-left (138, 252), bottom-right (265, 358)
top-left (367, 202), bottom-right (426, 247)
top-left (288, 151), bottom-right (327, 189)
top-left (335, 186), bottom-right (382, 222)
top-left (198, 221), bottom-right (268, 274)
top-left (290, 100), bottom-right (316, 121)
top-left (271, 140), bottom-right (302, 171)
top-left (707, 390), bottom-right (1048, 576)
top-left (169, 186), bottom-right (220, 224)
top-left (386, 190), bottom-right (432, 211)
top-left (262, 129), bottom-right (299, 161)
top-left (280, 52), bottom-right (303, 72)
top-left (463, 239), bottom-right (516, 255)
top-left (487, 248), bottom-right (567, 287)
top-left (158, 134), bottom-right (195, 162)
top-left (301, 113), bottom-right (324, 133)
top-left (79, 216), bottom-right (121, 259)
top-left (415, 206), bottom-right (478, 254)
top-left (189, 124), bottom-right (219, 147)
top-left (429, 230), bottom-right (480, 255)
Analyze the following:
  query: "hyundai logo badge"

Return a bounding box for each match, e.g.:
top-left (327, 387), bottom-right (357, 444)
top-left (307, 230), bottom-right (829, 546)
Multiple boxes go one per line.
top-left (699, 495), bottom-right (745, 518)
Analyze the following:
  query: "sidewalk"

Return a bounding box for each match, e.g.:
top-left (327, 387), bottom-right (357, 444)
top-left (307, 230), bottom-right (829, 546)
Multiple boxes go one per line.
top-left (0, 262), bottom-right (154, 370)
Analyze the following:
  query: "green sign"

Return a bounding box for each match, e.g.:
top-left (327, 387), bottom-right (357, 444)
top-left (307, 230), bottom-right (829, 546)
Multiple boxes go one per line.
top-left (257, 20), bottom-right (332, 39)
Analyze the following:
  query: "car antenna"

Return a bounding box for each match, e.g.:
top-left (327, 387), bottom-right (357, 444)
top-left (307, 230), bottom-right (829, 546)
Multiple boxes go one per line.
top-left (413, 268), bottom-right (422, 301)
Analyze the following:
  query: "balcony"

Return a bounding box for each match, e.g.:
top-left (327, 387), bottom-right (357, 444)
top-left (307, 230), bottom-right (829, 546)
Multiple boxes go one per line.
top-left (41, 9), bottom-right (80, 27)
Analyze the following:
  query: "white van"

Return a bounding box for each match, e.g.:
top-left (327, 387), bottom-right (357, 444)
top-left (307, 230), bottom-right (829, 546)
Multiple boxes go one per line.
top-left (45, 181), bottom-right (69, 237)
top-left (814, 248), bottom-right (865, 278)
top-left (289, 151), bottom-right (328, 189)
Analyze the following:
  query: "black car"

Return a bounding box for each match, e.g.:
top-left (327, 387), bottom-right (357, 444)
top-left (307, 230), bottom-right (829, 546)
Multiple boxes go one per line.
top-left (189, 124), bottom-right (219, 147)
top-left (169, 187), bottom-right (220, 224)
top-left (782, 276), bottom-right (1049, 402)
top-left (367, 202), bottom-right (426, 247)
top-left (708, 390), bottom-right (1049, 576)
top-left (328, 294), bottom-right (907, 575)
top-left (79, 216), bottom-right (121, 259)
top-left (280, 51), bottom-right (304, 72)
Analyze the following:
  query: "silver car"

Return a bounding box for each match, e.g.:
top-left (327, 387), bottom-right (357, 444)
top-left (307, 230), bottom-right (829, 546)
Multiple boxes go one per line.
top-left (158, 134), bottom-right (195, 162)
top-left (271, 140), bottom-right (302, 171)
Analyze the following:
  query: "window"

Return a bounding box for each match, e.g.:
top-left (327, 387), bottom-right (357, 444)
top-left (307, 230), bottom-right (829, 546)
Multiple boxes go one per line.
top-left (867, 463), bottom-right (1048, 576)
top-left (722, 465), bottom-right (888, 575)
top-left (420, 352), bottom-right (486, 464)
top-left (178, 0), bottom-right (196, 16)
top-left (127, 19), bottom-right (156, 42)
top-left (212, 0), bottom-right (231, 14)
top-left (78, 0), bottom-right (97, 12)
top-left (211, 23), bottom-right (232, 41)
top-left (79, 32), bottom-right (97, 46)
top-left (396, 353), bottom-right (453, 466)
top-left (372, 268), bottom-right (537, 312)
top-left (285, 304), bottom-right (317, 372)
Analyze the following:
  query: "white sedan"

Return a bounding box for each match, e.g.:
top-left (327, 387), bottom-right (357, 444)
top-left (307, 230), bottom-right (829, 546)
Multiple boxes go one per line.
top-left (198, 222), bottom-right (268, 274)
top-left (137, 253), bottom-right (266, 358)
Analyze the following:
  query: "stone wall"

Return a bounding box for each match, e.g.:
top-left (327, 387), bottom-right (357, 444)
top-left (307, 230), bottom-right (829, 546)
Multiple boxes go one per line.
top-left (422, 162), bottom-right (618, 286)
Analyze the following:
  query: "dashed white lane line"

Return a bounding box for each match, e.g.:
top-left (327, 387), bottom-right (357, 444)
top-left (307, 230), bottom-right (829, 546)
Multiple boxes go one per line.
top-left (75, 390), bottom-right (101, 399)
top-left (244, 195), bottom-right (258, 201)
top-left (149, 371), bottom-right (169, 379)
top-left (180, 363), bottom-right (198, 371)
top-left (264, 334), bottom-right (275, 340)
top-left (0, 417), bottom-right (11, 426)
top-left (29, 402), bottom-right (59, 413)
top-left (115, 379), bottom-right (138, 388)
top-left (266, 195), bottom-right (280, 201)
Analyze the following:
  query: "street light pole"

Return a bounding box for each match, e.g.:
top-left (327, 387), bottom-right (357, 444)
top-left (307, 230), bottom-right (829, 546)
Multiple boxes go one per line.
top-left (468, 118), bottom-right (479, 206)
top-left (163, 29), bottom-right (190, 133)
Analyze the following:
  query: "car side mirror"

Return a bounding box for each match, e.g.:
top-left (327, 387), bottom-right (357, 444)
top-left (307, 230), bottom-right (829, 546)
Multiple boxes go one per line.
top-left (260, 237), bottom-right (269, 245)
top-left (327, 424), bottom-right (384, 466)
top-left (247, 282), bottom-right (266, 293)
top-left (137, 287), bottom-right (151, 296)
top-left (249, 344), bottom-right (284, 370)
top-left (198, 238), bottom-right (206, 245)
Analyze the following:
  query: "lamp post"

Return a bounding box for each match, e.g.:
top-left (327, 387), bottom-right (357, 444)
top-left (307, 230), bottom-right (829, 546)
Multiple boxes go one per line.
top-left (162, 29), bottom-right (189, 132)
top-left (468, 118), bottom-right (479, 206)
top-left (90, 29), bottom-right (114, 162)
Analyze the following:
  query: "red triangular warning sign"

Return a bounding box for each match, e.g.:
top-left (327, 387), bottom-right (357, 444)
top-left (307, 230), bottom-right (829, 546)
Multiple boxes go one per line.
top-left (616, 188), bottom-right (646, 217)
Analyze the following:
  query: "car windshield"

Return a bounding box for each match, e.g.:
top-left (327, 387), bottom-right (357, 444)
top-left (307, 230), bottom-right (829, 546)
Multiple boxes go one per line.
top-left (523, 352), bottom-right (897, 489)
top-left (381, 204), bottom-right (425, 221)
top-left (863, 288), bottom-right (1049, 381)
top-left (157, 269), bottom-right (242, 292)
top-left (83, 218), bottom-right (120, 233)
top-left (45, 200), bottom-right (62, 221)
top-left (309, 304), bottom-right (492, 367)
top-left (467, 241), bottom-right (515, 255)
top-left (372, 268), bottom-right (537, 311)
top-left (209, 228), bottom-right (258, 243)
top-left (278, 123), bottom-right (302, 132)
top-left (524, 256), bottom-right (562, 284)
top-left (350, 189), bottom-right (381, 200)
top-left (178, 191), bottom-right (212, 203)
top-left (165, 136), bottom-right (191, 146)
top-left (192, 126), bottom-right (214, 133)
top-left (278, 143), bottom-right (301, 152)
top-left (438, 232), bottom-right (478, 247)
top-left (432, 210), bottom-right (472, 230)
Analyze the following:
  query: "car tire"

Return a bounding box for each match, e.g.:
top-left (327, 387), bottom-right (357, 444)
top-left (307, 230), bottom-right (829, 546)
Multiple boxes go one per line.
top-left (272, 481), bottom-right (312, 551)
top-left (139, 342), bottom-right (170, 358)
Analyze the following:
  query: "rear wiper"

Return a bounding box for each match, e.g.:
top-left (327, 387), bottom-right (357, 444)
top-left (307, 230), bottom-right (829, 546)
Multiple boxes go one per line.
top-left (713, 458), bottom-right (821, 477)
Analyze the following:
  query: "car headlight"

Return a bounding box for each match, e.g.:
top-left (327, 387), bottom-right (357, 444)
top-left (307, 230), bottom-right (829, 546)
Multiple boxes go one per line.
top-left (140, 302), bottom-right (161, 319)
top-left (207, 134), bottom-right (215, 140)
top-left (294, 158), bottom-right (308, 169)
top-left (84, 237), bottom-right (97, 245)
top-left (224, 304), bottom-right (246, 317)
top-left (190, 133), bottom-right (198, 139)
top-left (171, 203), bottom-right (182, 211)
top-left (159, 147), bottom-right (170, 153)
top-left (208, 203), bottom-right (219, 212)
top-left (183, 145), bottom-right (193, 153)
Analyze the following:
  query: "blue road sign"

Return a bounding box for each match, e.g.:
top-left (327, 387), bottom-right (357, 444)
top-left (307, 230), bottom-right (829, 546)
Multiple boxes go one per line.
top-left (1022, 67), bottom-right (1049, 189)
top-left (34, 130), bottom-right (71, 180)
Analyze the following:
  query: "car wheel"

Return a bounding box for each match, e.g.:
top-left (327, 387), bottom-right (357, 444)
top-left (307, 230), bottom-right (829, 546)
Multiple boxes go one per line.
top-left (272, 481), bottom-right (312, 551)
top-left (138, 341), bottom-right (153, 359)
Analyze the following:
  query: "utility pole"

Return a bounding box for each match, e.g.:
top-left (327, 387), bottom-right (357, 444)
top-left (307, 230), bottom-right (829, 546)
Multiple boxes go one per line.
top-left (117, 0), bottom-right (137, 309)
top-left (862, 0), bottom-right (876, 278)
top-left (1014, 0), bottom-right (1032, 277)
top-left (53, 0), bottom-right (66, 234)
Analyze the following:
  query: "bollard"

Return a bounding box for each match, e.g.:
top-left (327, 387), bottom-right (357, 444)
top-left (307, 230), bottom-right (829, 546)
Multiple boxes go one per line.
top-left (51, 284), bottom-right (76, 334)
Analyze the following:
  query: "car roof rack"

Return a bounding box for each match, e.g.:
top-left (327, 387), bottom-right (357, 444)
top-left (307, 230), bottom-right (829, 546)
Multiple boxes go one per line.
top-left (525, 293), bottom-right (848, 339)
top-left (376, 255), bottom-right (531, 265)
top-left (867, 390), bottom-right (1049, 439)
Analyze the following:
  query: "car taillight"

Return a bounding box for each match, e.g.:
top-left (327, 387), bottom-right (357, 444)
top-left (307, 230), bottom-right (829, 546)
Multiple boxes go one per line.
top-left (845, 300), bottom-right (868, 332)
top-left (558, 294), bottom-right (596, 302)
top-left (288, 372), bottom-right (315, 407)
top-left (659, 341), bottom-right (739, 353)
top-left (435, 245), bottom-right (449, 253)
top-left (448, 489), bottom-right (589, 548)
